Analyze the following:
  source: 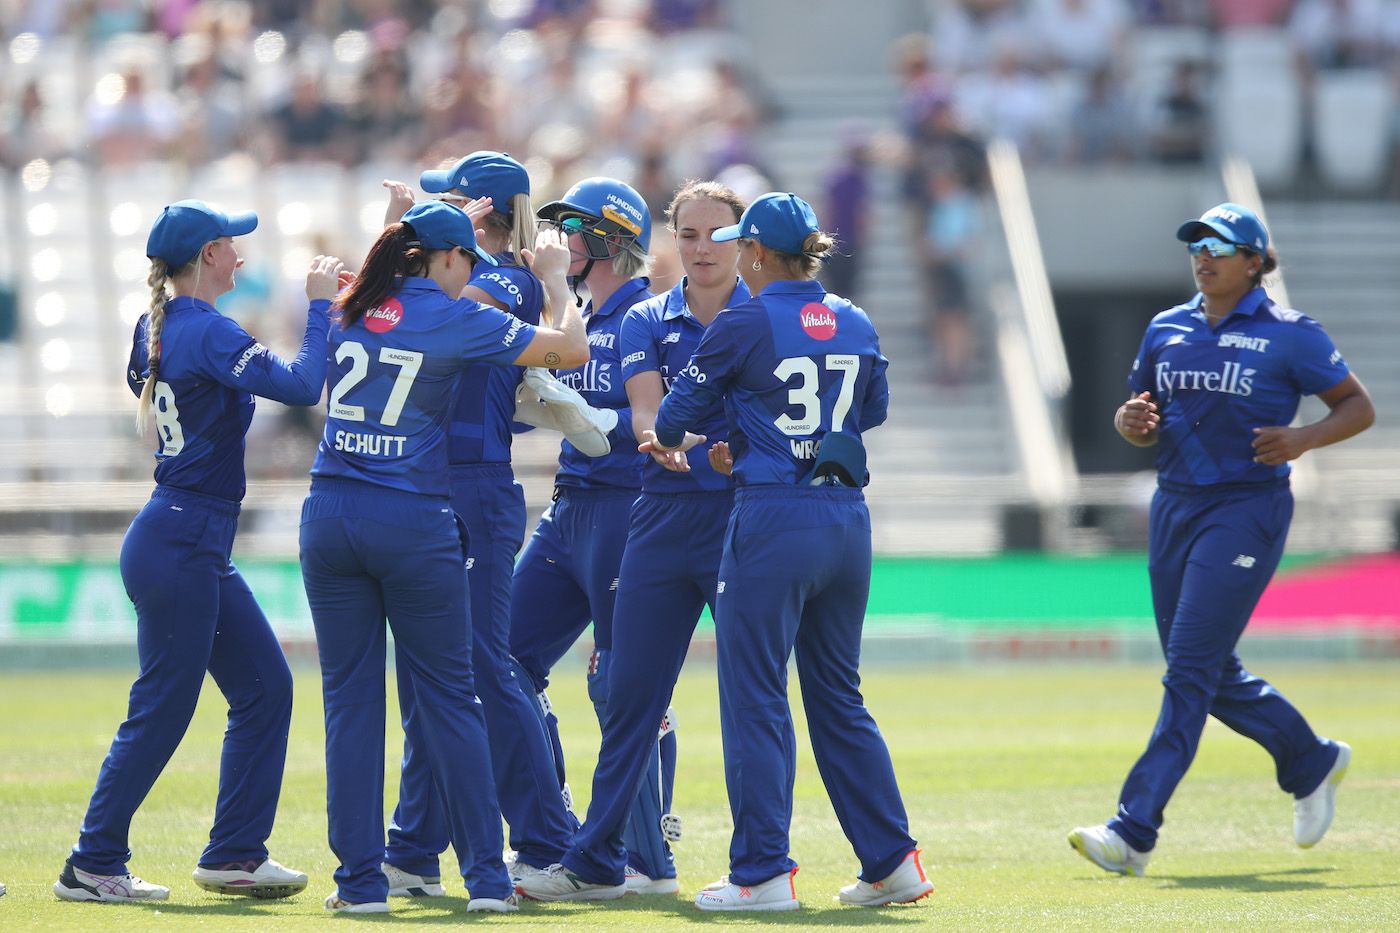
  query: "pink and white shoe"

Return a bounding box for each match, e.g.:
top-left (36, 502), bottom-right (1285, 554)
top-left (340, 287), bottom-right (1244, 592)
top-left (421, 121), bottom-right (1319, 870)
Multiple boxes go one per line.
top-left (54, 860), bottom-right (169, 903)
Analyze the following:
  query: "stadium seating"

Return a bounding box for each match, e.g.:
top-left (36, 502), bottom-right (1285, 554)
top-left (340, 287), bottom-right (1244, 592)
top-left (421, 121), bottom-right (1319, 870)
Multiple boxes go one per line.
top-left (1312, 69), bottom-right (1394, 193)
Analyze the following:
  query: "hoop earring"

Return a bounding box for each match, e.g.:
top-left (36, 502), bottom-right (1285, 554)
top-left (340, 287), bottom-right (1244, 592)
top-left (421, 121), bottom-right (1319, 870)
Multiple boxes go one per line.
top-left (751, 259), bottom-right (763, 272)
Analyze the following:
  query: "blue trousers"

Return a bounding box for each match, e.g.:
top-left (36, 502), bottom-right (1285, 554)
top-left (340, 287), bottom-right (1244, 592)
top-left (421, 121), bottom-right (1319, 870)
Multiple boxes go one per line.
top-left (562, 490), bottom-right (731, 885)
top-left (508, 486), bottom-right (636, 803)
top-left (71, 486), bottom-right (293, 875)
top-left (299, 477), bottom-right (511, 903)
top-left (1108, 481), bottom-right (1341, 852)
top-left (385, 464), bottom-right (576, 874)
top-left (715, 486), bottom-right (916, 886)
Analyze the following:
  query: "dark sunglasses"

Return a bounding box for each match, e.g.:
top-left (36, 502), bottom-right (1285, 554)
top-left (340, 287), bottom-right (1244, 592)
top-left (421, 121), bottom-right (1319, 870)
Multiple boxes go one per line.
top-left (1188, 237), bottom-right (1251, 258)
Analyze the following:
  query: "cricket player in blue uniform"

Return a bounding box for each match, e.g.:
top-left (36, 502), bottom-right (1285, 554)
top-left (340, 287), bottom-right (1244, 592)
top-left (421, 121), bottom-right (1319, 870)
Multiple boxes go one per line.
top-left (56, 201), bottom-right (342, 903)
top-left (1069, 203), bottom-right (1374, 876)
top-left (298, 201), bottom-right (586, 914)
top-left (505, 178), bottom-right (655, 877)
top-left (643, 192), bottom-right (933, 911)
top-left (517, 181), bottom-right (750, 902)
top-left (372, 154), bottom-right (580, 895)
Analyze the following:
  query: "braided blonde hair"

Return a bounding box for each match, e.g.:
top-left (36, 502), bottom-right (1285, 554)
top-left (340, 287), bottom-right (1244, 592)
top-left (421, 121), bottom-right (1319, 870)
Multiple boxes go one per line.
top-left (136, 252), bottom-right (201, 433)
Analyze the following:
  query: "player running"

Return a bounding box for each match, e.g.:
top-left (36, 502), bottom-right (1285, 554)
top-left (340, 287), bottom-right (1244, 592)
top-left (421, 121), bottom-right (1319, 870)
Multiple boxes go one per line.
top-left (516, 180), bottom-right (749, 902)
top-left (56, 201), bottom-right (340, 903)
top-left (1069, 202), bottom-right (1374, 876)
top-left (643, 192), bottom-right (934, 911)
top-left (299, 201), bottom-right (584, 913)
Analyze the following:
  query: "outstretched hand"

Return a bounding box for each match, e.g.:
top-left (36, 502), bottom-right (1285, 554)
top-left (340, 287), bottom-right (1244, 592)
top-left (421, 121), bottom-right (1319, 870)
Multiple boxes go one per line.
top-left (523, 227), bottom-right (570, 280)
top-left (460, 195), bottom-right (494, 230)
top-left (381, 179), bottom-right (416, 227)
top-left (306, 255), bottom-right (347, 301)
top-left (639, 429), bottom-right (707, 473)
top-left (707, 440), bottom-right (734, 476)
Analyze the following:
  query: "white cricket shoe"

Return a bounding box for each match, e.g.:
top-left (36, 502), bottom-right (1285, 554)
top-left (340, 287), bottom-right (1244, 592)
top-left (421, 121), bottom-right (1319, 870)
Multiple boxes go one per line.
top-left (54, 860), bottom-right (169, 903)
top-left (694, 867), bottom-right (800, 911)
top-left (1295, 741), bottom-right (1352, 848)
top-left (381, 861), bottom-right (445, 897)
top-left (0, 881), bottom-right (6, 897)
top-left (514, 863), bottom-right (626, 902)
top-left (837, 849), bottom-right (934, 906)
top-left (192, 857), bottom-right (307, 899)
top-left (324, 891), bottom-right (390, 913)
top-left (1067, 825), bottom-right (1150, 877)
top-left (624, 865), bottom-right (680, 895)
top-left (468, 893), bottom-right (521, 913)
top-left (508, 860), bottom-right (550, 885)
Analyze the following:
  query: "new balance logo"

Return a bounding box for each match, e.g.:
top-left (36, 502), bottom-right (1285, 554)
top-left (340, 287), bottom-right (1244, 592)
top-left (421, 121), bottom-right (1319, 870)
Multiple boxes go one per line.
top-left (662, 331), bottom-right (681, 344)
top-left (609, 577), bottom-right (619, 591)
top-left (716, 581), bottom-right (726, 594)
top-left (1232, 555), bottom-right (1256, 568)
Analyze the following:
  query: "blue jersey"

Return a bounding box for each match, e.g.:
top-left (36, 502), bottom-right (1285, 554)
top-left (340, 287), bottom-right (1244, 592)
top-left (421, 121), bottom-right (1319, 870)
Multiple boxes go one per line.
top-left (1128, 288), bottom-right (1349, 486)
top-left (655, 280), bottom-right (890, 486)
top-left (619, 277), bottom-right (749, 493)
top-left (551, 277), bottom-right (653, 491)
top-left (127, 295), bottom-right (330, 501)
top-left (310, 276), bottom-right (538, 496)
top-left (448, 255), bottom-right (543, 465)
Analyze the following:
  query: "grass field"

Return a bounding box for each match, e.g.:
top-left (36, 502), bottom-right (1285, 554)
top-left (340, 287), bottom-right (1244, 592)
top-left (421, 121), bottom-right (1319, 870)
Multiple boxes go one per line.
top-left (2, 660), bottom-right (1398, 931)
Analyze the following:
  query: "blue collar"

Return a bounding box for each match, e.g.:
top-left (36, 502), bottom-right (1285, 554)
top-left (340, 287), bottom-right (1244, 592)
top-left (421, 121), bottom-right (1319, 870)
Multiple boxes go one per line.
top-left (755, 279), bottom-right (826, 299)
top-left (398, 275), bottom-right (445, 295)
top-left (165, 295), bottom-right (218, 314)
top-left (662, 276), bottom-right (749, 321)
top-left (590, 277), bottom-right (651, 320)
top-left (661, 280), bottom-right (691, 321)
top-left (1188, 286), bottom-right (1271, 326)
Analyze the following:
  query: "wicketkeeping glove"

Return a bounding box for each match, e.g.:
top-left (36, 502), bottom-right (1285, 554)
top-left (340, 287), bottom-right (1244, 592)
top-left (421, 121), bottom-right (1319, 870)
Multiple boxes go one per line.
top-left (513, 367), bottom-right (618, 457)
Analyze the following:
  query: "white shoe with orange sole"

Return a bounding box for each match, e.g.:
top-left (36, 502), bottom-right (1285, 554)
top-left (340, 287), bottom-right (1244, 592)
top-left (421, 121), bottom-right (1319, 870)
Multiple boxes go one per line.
top-left (837, 849), bottom-right (934, 906)
top-left (694, 867), bottom-right (799, 911)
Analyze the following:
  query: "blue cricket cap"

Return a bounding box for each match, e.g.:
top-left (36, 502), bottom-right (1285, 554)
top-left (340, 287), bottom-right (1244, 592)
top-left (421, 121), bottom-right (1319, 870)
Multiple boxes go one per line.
top-left (146, 199), bottom-right (258, 267)
top-left (400, 200), bottom-right (498, 267)
top-left (420, 151), bottom-right (530, 216)
top-left (1175, 202), bottom-right (1269, 254)
top-left (712, 191), bottom-right (820, 254)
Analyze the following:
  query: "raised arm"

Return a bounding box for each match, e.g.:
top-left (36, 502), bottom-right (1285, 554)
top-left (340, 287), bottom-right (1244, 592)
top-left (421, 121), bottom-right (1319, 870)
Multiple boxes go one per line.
top-left (513, 227), bottom-right (587, 369)
top-left (204, 255), bottom-right (343, 406)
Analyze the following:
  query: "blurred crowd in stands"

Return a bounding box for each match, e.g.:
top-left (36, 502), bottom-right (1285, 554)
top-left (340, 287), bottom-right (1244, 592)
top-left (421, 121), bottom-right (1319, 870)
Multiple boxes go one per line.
top-left (3, 0), bottom-right (1400, 398)
top-left (0, 0), bottom-right (771, 221)
top-left (887, 0), bottom-right (1400, 383)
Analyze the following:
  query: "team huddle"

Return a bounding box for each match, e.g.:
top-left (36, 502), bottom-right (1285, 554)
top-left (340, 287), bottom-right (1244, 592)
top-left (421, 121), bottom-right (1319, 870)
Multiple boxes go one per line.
top-left (43, 149), bottom-right (1370, 913)
top-left (50, 151), bottom-right (933, 914)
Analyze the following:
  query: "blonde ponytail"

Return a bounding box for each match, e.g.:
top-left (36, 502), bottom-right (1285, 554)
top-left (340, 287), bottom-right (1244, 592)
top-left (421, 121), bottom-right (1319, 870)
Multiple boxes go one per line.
top-left (136, 260), bottom-right (172, 433)
top-left (508, 192), bottom-right (533, 258)
top-left (500, 192), bottom-right (556, 326)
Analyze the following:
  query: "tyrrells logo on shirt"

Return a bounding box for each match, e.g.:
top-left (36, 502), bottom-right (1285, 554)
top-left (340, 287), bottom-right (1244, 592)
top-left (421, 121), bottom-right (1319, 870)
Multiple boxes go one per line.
top-left (1154, 361), bottom-right (1254, 400)
top-left (558, 361), bottom-right (612, 393)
